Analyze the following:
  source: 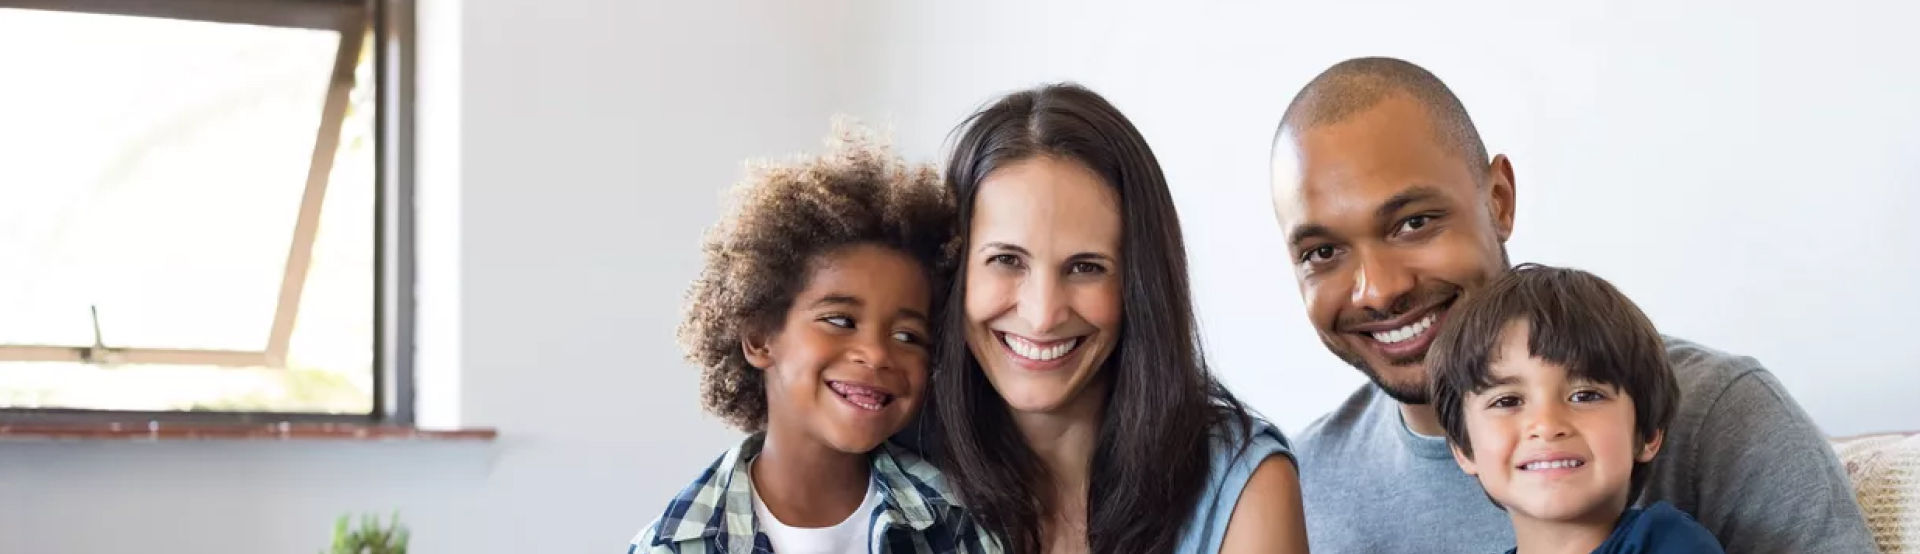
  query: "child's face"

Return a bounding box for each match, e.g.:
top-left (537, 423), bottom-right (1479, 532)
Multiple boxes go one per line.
top-left (1450, 322), bottom-right (1663, 525)
top-left (747, 243), bottom-right (932, 455)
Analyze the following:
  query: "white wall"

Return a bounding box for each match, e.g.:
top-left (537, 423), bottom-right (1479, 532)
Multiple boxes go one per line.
top-left (4, 2), bottom-right (1915, 553)
top-left (855, 0), bottom-right (1920, 437)
top-left (0, 1), bottom-right (870, 552)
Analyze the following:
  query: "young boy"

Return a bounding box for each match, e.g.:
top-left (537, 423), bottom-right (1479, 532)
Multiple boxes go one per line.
top-left (1429, 264), bottom-right (1723, 554)
top-left (631, 128), bottom-right (995, 553)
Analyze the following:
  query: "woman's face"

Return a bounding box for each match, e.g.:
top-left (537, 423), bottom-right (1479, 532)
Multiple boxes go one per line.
top-left (963, 155), bottom-right (1125, 415)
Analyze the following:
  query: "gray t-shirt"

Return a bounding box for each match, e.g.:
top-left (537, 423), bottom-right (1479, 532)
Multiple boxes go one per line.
top-left (1295, 336), bottom-right (1874, 554)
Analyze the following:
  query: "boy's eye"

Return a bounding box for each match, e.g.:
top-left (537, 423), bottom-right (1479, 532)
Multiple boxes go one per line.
top-left (1570, 390), bottom-right (1606, 403)
top-left (820, 315), bottom-right (853, 329)
top-left (1488, 395), bottom-right (1522, 409)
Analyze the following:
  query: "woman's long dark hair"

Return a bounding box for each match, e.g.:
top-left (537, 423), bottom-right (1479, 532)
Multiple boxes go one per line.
top-left (931, 83), bottom-right (1254, 554)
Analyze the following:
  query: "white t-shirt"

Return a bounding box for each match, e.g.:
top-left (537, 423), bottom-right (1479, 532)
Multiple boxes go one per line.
top-left (751, 476), bottom-right (881, 554)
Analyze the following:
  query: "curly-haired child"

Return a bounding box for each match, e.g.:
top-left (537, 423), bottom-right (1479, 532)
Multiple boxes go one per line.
top-left (631, 126), bottom-right (997, 554)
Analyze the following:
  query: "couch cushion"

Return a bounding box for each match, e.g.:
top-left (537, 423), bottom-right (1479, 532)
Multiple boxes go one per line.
top-left (1834, 433), bottom-right (1920, 553)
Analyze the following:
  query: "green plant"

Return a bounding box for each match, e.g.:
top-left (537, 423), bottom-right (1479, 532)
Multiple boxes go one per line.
top-left (325, 512), bottom-right (409, 554)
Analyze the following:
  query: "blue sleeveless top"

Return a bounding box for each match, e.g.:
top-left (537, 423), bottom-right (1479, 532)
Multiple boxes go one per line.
top-left (1173, 417), bottom-right (1296, 553)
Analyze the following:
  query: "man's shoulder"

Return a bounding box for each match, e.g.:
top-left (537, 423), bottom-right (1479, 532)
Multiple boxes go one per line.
top-left (1660, 335), bottom-right (1796, 431)
top-left (1296, 384), bottom-right (1387, 456)
top-left (1663, 335), bottom-right (1766, 392)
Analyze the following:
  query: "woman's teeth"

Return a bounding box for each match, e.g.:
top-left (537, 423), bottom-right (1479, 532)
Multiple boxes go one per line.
top-left (1372, 313), bottom-right (1437, 344)
top-left (1001, 333), bottom-right (1080, 361)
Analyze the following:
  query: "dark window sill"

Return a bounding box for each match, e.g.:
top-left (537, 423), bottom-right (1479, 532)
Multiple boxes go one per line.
top-left (0, 421), bottom-right (496, 441)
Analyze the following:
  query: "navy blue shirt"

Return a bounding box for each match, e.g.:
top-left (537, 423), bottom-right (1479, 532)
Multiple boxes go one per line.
top-left (1504, 501), bottom-right (1724, 554)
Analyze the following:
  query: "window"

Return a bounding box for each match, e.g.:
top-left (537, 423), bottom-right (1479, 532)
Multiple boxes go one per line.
top-left (0, 0), bottom-right (412, 423)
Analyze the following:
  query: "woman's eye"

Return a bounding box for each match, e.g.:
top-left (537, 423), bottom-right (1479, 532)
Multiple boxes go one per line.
top-left (1068, 261), bottom-right (1105, 275)
top-left (1489, 395), bottom-right (1522, 409)
top-left (985, 254), bottom-right (1023, 269)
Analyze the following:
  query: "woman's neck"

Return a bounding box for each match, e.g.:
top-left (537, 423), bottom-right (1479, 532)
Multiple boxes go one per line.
top-left (750, 425), bottom-right (871, 528)
top-left (1010, 379), bottom-right (1108, 552)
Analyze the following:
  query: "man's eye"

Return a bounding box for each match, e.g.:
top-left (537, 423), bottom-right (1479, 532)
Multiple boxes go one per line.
top-left (1300, 245), bottom-right (1338, 264)
top-left (1396, 215), bottom-right (1433, 235)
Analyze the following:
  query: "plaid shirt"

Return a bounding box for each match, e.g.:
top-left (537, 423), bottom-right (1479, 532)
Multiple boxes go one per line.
top-left (630, 433), bottom-right (1000, 554)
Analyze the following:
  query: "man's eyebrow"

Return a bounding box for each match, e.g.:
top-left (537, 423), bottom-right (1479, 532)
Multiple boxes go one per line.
top-left (1289, 223), bottom-right (1334, 248)
top-left (1375, 186), bottom-right (1445, 221)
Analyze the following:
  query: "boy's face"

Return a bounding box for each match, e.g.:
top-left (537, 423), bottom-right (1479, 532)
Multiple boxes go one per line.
top-left (746, 243), bottom-right (932, 455)
top-left (1451, 322), bottom-right (1663, 525)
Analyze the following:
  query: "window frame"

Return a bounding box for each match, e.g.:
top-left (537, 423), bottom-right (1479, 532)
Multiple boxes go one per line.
top-left (0, 0), bottom-right (415, 425)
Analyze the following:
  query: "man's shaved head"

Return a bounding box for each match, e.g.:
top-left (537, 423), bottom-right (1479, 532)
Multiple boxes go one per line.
top-left (1277, 57), bottom-right (1489, 181)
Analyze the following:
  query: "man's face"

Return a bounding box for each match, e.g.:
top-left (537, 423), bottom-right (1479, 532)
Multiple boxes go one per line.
top-left (1270, 94), bottom-right (1516, 404)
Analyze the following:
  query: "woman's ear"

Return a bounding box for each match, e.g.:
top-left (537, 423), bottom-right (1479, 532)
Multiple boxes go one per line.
top-left (741, 331), bottom-right (775, 369)
top-left (1637, 428), bottom-right (1666, 462)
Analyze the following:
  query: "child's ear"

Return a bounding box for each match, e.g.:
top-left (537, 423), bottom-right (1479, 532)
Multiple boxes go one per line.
top-left (1451, 443), bottom-right (1479, 476)
top-left (1636, 428), bottom-right (1666, 462)
top-left (741, 332), bottom-right (775, 370)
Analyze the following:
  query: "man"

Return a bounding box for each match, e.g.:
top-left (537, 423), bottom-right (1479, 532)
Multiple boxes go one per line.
top-left (1269, 56), bottom-right (1872, 553)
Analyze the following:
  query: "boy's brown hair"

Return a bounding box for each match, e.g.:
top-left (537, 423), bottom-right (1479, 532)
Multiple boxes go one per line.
top-left (1430, 263), bottom-right (1679, 505)
top-left (679, 125), bottom-right (956, 432)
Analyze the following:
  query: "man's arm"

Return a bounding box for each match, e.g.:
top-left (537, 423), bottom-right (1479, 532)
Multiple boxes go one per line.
top-left (1686, 368), bottom-right (1874, 553)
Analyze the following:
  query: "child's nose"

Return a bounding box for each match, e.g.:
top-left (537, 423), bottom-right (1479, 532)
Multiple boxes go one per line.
top-left (1524, 404), bottom-right (1573, 440)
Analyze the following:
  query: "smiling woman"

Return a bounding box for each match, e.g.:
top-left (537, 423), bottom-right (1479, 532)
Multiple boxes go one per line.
top-left (932, 84), bottom-right (1307, 554)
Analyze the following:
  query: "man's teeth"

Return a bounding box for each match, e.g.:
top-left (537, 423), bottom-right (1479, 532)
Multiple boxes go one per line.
top-left (1002, 334), bottom-right (1079, 361)
top-left (1372, 313), bottom-right (1437, 344)
top-left (1522, 459), bottom-right (1586, 471)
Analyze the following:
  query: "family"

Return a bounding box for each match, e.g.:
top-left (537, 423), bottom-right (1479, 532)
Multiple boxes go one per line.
top-left (629, 58), bottom-right (1875, 554)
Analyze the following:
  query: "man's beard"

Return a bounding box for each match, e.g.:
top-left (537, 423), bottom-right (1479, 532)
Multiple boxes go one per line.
top-left (1322, 279), bottom-right (1469, 405)
top-left (1325, 336), bottom-right (1432, 404)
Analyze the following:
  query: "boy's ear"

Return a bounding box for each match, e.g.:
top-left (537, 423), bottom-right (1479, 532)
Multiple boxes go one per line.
top-left (1451, 443), bottom-right (1479, 476)
top-left (1636, 428), bottom-right (1666, 462)
top-left (741, 331), bottom-right (775, 370)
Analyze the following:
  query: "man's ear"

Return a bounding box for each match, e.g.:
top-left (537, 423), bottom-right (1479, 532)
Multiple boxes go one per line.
top-left (741, 331), bottom-right (775, 370)
top-left (1451, 442), bottom-right (1479, 476)
top-left (1487, 154), bottom-right (1517, 242)
top-left (1637, 428), bottom-right (1666, 463)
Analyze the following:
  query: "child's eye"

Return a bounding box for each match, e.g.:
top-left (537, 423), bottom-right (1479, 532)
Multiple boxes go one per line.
top-left (820, 315), bottom-right (853, 329)
top-left (1488, 395), bottom-right (1522, 409)
top-left (891, 330), bottom-right (923, 345)
top-left (1570, 390), bottom-right (1607, 403)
